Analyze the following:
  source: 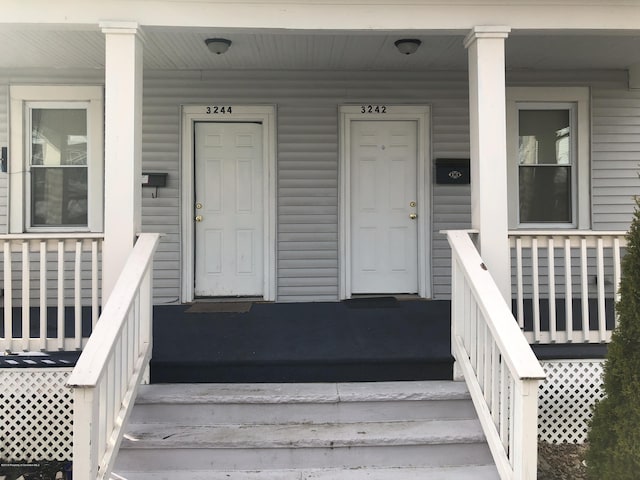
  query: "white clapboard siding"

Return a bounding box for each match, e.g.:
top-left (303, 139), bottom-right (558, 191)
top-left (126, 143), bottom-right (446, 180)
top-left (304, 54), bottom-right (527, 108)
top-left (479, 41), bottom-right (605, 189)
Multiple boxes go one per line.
top-left (1, 69), bottom-right (638, 304)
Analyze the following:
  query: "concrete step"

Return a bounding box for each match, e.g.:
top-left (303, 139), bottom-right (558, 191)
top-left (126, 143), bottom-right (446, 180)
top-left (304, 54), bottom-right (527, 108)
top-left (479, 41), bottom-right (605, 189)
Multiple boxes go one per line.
top-left (129, 381), bottom-right (476, 425)
top-left (114, 465), bottom-right (500, 480)
top-left (113, 381), bottom-right (498, 477)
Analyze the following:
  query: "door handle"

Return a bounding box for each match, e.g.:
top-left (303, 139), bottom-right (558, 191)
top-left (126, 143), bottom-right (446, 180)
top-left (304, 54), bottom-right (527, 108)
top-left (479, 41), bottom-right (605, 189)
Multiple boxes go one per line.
top-left (195, 215), bottom-right (203, 222)
top-left (409, 213), bottom-right (417, 220)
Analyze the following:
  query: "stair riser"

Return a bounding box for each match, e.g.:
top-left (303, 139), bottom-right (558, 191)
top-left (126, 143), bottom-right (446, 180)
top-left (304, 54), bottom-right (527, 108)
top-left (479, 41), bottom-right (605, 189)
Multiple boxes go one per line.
top-left (129, 399), bottom-right (476, 425)
top-left (116, 443), bottom-right (493, 472)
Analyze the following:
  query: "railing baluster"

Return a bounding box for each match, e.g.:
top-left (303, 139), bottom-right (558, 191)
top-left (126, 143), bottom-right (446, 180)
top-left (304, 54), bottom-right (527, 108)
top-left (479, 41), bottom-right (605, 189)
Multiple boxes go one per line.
top-left (92, 240), bottom-right (100, 327)
top-left (499, 359), bottom-right (509, 450)
top-left (564, 238), bottom-right (573, 343)
top-left (57, 240), bottom-right (65, 350)
top-left (490, 343), bottom-right (499, 427)
top-left (596, 238), bottom-right (606, 342)
top-left (483, 323), bottom-right (492, 403)
top-left (613, 237), bottom-right (622, 328)
top-left (3, 241), bottom-right (13, 352)
top-left (548, 237), bottom-right (557, 343)
top-left (75, 240), bottom-right (83, 350)
top-left (580, 238), bottom-right (590, 343)
top-left (39, 241), bottom-right (47, 351)
top-left (515, 237), bottom-right (524, 329)
top-left (22, 241), bottom-right (30, 351)
top-left (531, 237), bottom-right (541, 343)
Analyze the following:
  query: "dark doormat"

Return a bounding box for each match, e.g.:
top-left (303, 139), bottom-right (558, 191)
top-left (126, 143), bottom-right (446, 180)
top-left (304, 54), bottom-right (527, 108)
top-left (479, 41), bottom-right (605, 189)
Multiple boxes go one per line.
top-left (344, 296), bottom-right (399, 308)
top-left (185, 302), bottom-right (252, 313)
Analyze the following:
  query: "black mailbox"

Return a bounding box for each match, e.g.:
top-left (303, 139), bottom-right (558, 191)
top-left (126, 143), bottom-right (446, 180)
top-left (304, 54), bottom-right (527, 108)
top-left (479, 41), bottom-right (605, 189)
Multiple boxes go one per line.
top-left (435, 159), bottom-right (470, 185)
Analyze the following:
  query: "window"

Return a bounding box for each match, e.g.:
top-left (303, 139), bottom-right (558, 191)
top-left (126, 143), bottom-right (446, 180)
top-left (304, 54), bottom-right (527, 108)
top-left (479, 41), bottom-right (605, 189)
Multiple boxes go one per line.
top-left (507, 87), bottom-right (590, 229)
top-left (9, 86), bottom-right (103, 232)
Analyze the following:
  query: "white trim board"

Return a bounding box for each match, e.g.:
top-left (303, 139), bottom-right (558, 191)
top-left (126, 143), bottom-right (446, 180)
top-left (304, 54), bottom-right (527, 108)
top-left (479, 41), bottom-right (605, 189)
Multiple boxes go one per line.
top-left (339, 104), bottom-right (432, 300)
top-left (180, 105), bottom-right (277, 302)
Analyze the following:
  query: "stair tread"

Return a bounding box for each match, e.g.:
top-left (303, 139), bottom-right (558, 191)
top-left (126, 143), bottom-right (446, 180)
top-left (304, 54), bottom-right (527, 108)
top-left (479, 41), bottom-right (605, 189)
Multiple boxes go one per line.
top-left (135, 381), bottom-right (471, 404)
top-left (122, 418), bottom-right (485, 449)
top-left (112, 465), bottom-right (500, 480)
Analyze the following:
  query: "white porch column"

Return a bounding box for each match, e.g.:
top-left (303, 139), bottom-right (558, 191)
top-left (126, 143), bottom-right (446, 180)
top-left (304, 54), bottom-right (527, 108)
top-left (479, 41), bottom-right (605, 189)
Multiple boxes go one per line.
top-left (465, 26), bottom-right (511, 302)
top-left (101, 22), bottom-right (143, 302)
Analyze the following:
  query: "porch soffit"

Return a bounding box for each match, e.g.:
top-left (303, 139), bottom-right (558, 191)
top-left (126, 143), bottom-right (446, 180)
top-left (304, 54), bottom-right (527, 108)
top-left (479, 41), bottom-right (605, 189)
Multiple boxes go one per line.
top-left (1, 28), bottom-right (640, 72)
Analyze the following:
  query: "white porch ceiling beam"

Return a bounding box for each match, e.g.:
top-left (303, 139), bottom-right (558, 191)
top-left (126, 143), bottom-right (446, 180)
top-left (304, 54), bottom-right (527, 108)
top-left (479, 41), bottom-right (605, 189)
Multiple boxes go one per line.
top-left (466, 26), bottom-right (511, 303)
top-left (1, 1), bottom-right (640, 31)
top-left (101, 22), bottom-right (143, 303)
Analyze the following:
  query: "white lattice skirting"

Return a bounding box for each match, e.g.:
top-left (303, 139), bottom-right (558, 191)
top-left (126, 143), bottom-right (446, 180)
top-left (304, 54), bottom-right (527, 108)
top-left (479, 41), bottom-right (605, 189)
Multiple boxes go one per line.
top-left (538, 359), bottom-right (605, 444)
top-left (0, 368), bottom-right (73, 462)
top-left (0, 359), bottom-right (603, 461)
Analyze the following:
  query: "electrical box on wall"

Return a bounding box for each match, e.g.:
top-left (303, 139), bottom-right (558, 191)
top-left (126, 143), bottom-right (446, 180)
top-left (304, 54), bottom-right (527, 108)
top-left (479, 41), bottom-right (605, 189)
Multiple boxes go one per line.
top-left (435, 159), bottom-right (470, 184)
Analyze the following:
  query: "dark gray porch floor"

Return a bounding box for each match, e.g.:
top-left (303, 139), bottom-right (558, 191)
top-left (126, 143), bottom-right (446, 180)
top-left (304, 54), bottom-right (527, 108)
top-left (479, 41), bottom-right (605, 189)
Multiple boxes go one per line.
top-left (150, 298), bottom-right (453, 383)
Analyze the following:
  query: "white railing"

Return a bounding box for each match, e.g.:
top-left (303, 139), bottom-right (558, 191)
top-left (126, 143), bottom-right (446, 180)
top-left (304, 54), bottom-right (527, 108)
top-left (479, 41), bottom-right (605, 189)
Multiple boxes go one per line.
top-left (1, 234), bottom-right (103, 352)
top-left (67, 233), bottom-right (161, 480)
top-left (509, 231), bottom-right (627, 344)
top-left (447, 230), bottom-right (546, 480)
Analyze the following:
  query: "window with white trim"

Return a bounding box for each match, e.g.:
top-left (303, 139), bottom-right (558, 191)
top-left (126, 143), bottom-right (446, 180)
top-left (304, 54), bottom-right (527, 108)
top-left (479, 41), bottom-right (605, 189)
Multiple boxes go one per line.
top-left (9, 86), bottom-right (104, 232)
top-left (507, 87), bottom-right (590, 229)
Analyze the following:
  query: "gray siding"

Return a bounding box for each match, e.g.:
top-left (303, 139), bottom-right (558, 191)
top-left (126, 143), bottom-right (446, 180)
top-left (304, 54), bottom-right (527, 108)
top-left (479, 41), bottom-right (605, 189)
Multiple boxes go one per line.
top-left (592, 89), bottom-right (640, 230)
top-left (142, 70), bottom-right (473, 302)
top-left (0, 69), bottom-right (638, 303)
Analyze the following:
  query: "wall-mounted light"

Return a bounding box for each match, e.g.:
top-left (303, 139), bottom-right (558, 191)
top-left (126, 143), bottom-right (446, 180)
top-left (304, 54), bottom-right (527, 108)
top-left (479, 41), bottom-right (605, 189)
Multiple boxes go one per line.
top-left (205, 38), bottom-right (232, 55)
top-left (394, 39), bottom-right (422, 55)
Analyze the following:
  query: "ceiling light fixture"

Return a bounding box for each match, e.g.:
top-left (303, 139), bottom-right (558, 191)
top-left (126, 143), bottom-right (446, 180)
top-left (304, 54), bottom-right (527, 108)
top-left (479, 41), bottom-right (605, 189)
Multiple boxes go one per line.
top-left (394, 39), bottom-right (422, 55)
top-left (205, 38), bottom-right (232, 55)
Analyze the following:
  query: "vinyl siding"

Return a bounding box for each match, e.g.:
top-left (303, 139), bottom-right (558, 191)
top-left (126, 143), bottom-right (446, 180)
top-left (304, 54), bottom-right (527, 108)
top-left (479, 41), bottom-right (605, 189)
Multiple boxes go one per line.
top-left (0, 69), bottom-right (637, 303)
top-left (142, 70), bottom-right (473, 301)
top-left (592, 89), bottom-right (640, 230)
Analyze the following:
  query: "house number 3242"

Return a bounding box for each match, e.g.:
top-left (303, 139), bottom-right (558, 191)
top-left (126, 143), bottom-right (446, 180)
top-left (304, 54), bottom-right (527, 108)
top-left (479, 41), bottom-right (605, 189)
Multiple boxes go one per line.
top-left (361, 105), bottom-right (387, 114)
top-left (206, 106), bottom-right (233, 114)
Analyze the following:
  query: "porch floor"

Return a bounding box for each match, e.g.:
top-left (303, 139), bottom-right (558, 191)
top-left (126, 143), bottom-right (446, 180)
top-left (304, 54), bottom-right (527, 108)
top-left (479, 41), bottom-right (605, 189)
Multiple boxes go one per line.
top-left (150, 298), bottom-right (453, 383)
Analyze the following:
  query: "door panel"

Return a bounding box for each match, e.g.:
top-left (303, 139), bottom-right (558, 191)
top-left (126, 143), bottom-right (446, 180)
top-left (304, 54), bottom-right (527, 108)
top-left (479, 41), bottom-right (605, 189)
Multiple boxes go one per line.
top-left (351, 120), bottom-right (418, 294)
top-left (194, 122), bottom-right (263, 296)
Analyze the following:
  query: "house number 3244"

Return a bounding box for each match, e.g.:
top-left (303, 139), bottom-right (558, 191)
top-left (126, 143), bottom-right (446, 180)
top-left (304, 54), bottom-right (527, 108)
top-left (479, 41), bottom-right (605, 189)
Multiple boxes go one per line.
top-left (206, 106), bottom-right (233, 114)
top-left (361, 105), bottom-right (387, 114)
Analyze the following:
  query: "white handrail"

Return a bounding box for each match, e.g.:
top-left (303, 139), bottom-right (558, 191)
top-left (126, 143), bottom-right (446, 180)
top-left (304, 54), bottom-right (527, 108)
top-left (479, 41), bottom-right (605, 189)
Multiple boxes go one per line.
top-left (446, 230), bottom-right (546, 480)
top-left (67, 233), bottom-right (161, 480)
top-left (1, 234), bottom-right (104, 352)
top-left (509, 231), bottom-right (627, 344)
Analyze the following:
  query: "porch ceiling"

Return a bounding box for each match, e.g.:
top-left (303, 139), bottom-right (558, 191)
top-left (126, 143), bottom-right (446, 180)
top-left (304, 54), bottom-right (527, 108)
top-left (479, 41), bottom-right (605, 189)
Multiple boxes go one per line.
top-left (1, 27), bottom-right (640, 72)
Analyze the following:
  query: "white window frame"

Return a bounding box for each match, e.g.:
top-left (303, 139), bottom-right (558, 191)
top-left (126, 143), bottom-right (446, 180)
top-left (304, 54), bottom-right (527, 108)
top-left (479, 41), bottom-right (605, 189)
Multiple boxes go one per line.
top-left (506, 87), bottom-right (590, 230)
top-left (9, 85), bottom-right (104, 233)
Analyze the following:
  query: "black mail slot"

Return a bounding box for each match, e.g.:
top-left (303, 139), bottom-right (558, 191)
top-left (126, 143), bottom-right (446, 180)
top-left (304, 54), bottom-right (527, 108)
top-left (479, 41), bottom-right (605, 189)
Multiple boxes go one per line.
top-left (435, 159), bottom-right (470, 184)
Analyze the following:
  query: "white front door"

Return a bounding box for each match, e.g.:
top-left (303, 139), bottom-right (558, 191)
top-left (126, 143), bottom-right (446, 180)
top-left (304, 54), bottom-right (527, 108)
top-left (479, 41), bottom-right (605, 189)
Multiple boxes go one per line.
top-left (351, 120), bottom-right (419, 294)
top-left (194, 122), bottom-right (264, 297)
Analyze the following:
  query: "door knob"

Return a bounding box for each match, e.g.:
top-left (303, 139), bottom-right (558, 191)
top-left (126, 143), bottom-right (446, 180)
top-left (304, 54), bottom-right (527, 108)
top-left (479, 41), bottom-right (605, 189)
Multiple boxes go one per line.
top-left (195, 215), bottom-right (203, 222)
top-left (409, 213), bottom-right (417, 220)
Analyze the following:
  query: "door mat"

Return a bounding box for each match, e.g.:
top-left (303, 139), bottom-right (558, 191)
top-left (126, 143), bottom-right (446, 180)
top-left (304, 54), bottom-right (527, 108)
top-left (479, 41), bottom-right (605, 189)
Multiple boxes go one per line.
top-left (185, 302), bottom-right (252, 313)
top-left (344, 296), bottom-right (399, 308)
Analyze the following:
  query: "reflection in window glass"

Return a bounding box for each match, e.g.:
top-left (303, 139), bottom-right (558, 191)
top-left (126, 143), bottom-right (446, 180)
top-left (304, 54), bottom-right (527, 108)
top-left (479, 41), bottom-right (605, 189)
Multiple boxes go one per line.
top-left (30, 108), bottom-right (88, 227)
top-left (518, 109), bottom-right (572, 224)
